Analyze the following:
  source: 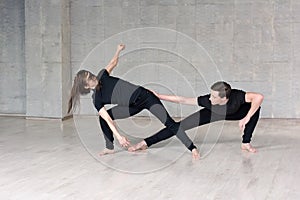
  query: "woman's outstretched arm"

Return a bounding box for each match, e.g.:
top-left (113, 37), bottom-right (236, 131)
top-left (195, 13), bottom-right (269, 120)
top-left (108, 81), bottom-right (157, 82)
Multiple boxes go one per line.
top-left (105, 44), bottom-right (125, 74)
top-left (98, 107), bottom-right (130, 148)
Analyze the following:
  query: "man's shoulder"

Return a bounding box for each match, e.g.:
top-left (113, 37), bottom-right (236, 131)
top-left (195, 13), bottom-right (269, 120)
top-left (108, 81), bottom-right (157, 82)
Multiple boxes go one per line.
top-left (230, 89), bottom-right (246, 103)
top-left (231, 89), bottom-right (246, 94)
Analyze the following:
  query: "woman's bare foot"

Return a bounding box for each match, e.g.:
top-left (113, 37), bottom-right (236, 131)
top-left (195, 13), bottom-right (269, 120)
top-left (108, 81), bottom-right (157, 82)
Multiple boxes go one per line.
top-left (99, 148), bottom-right (115, 156)
top-left (241, 143), bottom-right (257, 153)
top-left (128, 140), bottom-right (148, 152)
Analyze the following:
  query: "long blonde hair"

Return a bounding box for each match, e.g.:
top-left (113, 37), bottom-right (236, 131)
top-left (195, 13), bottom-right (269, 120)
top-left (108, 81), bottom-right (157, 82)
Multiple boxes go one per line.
top-left (68, 70), bottom-right (93, 113)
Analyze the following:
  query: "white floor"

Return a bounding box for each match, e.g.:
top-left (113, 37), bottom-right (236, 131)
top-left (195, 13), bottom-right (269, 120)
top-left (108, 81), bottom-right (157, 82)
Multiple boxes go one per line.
top-left (0, 116), bottom-right (299, 200)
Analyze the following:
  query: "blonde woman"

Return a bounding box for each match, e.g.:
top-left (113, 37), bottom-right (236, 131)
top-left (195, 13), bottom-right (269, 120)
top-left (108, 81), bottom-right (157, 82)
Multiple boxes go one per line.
top-left (68, 44), bottom-right (200, 159)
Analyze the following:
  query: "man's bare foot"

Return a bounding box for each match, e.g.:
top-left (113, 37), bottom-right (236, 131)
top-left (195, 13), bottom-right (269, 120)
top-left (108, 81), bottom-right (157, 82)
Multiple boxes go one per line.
top-left (192, 148), bottom-right (200, 160)
top-left (99, 148), bottom-right (115, 156)
top-left (241, 143), bottom-right (257, 153)
top-left (128, 140), bottom-right (148, 152)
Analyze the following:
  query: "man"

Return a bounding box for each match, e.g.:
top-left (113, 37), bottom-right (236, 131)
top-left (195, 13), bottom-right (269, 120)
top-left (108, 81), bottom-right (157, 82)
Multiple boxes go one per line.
top-left (129, 81), bottom-right (264, 160)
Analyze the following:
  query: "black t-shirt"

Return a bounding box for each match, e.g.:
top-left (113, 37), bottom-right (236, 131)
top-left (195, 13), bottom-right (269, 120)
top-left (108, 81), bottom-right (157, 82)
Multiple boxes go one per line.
top-left (92, 69), bottom-right (141, 111)
top-left (197, 89), bottom-right (246, 115)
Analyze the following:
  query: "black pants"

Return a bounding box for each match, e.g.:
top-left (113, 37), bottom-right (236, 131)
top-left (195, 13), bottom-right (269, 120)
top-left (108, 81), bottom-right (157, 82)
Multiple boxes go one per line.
top-left (99, 88), bottom-right (195, 150)
top-left (145, 103), bottom-right (261, 147)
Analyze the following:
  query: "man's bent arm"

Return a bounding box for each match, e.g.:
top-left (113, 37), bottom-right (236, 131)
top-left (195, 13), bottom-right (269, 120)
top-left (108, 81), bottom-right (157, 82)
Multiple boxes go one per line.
top-left (245, 92), bottom-right (264, 118)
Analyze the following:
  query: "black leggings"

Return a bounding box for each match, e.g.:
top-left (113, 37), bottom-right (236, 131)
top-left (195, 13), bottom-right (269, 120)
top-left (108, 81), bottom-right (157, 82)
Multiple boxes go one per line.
top-left (99, 88), bottom-right (196, 151)
top-left (145, 103), bottom-right (261, 147)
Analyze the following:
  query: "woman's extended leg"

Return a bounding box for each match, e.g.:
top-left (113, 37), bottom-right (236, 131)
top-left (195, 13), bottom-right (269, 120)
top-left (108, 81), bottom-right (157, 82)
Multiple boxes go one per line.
top-left (129, 89), bottom-right (198, 151)
top-left (144, 108), bottom-right (224, 147)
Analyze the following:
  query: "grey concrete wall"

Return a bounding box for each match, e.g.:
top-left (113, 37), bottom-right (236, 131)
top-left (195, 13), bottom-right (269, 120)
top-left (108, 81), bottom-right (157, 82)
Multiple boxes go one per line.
top-left (70, 0), bottom-right (300, 118)
top-left (0, 0), bottom-right (25, 114)
top-left (0, 0), bottom-right (299, 118)
top-left (25, 0), bottom-right (71, 118)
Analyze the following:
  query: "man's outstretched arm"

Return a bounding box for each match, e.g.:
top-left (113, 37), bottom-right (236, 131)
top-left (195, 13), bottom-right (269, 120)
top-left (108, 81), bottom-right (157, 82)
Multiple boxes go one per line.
top-left (151, 90), bottom-right (198, 105)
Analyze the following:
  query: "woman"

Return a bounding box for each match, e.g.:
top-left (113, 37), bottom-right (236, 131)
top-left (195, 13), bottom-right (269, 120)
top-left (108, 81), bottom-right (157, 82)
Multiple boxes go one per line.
top-left (68, 44), bottom-right (200, 159)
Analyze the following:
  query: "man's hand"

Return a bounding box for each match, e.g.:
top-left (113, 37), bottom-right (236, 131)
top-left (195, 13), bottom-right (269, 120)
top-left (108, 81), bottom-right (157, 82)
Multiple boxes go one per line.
top-left (239, 116), bottom-right (251, 132)
top-left (117, 135), bottom-right (130, 148)
top-left (149, 89), bottom-right (159, 98)
top-left (192, 148), bottom-right (200, 160)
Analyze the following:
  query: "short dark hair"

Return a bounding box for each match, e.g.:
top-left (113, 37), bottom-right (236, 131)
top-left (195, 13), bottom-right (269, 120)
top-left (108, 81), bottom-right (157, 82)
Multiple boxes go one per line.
top-left (210, 81), bottom-right (231, 98)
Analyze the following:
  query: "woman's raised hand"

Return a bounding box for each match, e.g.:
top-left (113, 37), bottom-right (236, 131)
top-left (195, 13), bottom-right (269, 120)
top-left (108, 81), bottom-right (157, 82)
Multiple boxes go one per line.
top-left (117, 44), bottom-right (125, 51)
